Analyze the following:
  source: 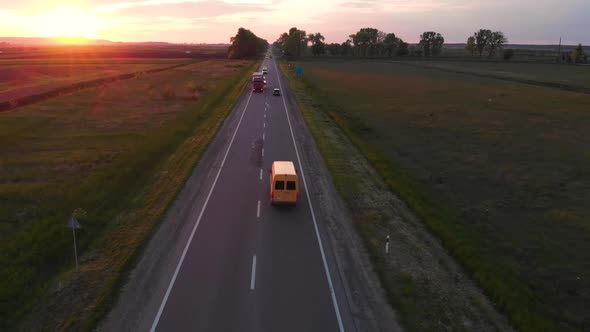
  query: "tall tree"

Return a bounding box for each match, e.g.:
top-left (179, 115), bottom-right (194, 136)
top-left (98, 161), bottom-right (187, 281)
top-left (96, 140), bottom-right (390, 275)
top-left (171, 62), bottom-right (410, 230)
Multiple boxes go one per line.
top-left (397, 40), bottom-right (409, 56)
top-left (571, 44), bottom-right (587, 63)
top-left (350, 28), bottom-right (380, 56)
top-left (341, 39), bottom-right (352, 56)
top-left (471, 29), bottom-right (508, 57)
top-left (466, 36), bottom-right (476, 56)
top-left (228, 27), bottom-right (268, 59)
top-left (474, 29), bottom-right (492, 56)
top-left (308, 32), bottom-right (326, 56)
top-left (487, 31), bottom-right (507, 57)
top-left (383, 33), bottom-right (399, 57)
top-left (419, 31), bottom-right (445, 56)
top-left (276, 27), bottom-right (308, 59)
top-left (327, 43), bottom-right (341, 56)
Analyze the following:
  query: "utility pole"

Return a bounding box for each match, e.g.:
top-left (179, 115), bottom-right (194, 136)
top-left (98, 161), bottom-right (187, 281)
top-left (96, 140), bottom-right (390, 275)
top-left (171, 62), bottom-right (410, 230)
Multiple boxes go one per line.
top-left (558, 37), bottom-right (562, 63)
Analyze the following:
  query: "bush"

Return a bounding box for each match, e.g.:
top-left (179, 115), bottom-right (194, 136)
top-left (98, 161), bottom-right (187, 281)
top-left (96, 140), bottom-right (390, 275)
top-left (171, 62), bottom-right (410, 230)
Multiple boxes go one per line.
top-left (185, 81), bottom-right (207, 94)
top-left (503, 49), bottom-right (515, 60)
top-left (161, 86), bottom-right (176, 100)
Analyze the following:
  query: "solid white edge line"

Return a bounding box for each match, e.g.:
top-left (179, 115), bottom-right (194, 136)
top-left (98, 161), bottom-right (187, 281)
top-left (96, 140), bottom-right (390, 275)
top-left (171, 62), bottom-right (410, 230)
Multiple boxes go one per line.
top-left (272, 60), bottom-right (345, 331)
top-left (257, 200), bottom-right (261, 218)
top-left (150, 91), bottom-right (254, 332)
top-left (250, 255), bottom-right (257, 290)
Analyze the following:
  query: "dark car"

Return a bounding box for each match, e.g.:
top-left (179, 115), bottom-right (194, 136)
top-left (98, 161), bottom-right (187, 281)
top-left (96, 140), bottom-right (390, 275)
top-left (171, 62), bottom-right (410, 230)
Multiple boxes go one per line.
top-left (273, 88), bottom-right (281, 96)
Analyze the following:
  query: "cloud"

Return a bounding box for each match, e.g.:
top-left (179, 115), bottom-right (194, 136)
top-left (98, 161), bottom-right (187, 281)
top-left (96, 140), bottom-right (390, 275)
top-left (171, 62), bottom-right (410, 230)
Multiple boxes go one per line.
top-left (2, 0), bottom-right (590, 44)
top-left (97, 0), bottom-right (271, 19)
top-left (340, 1), bottom-right (376, 8)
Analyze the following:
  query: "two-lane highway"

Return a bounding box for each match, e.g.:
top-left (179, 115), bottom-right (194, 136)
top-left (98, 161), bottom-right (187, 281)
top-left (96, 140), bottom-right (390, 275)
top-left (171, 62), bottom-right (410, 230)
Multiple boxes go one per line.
top-left (149, 56), bottom-right (351, 331)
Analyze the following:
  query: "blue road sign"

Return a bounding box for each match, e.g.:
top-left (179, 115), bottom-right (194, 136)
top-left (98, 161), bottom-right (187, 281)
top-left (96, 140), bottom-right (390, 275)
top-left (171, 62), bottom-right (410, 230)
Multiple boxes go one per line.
top-left (67, 216), bottom-right (81, 229)
top-left (295, 67), bottom-right (303, 75)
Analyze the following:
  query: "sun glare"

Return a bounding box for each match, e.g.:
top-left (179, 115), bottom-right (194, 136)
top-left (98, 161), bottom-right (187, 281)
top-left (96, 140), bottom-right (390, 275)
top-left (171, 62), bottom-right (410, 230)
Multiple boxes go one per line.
top-left (34, 7), bottom-right (104, 41)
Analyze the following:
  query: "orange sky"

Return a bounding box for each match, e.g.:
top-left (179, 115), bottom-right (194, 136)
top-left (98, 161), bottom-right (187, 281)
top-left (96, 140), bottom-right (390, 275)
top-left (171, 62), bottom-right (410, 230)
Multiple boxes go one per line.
top-left (0, 0), bottom-right (588, 44)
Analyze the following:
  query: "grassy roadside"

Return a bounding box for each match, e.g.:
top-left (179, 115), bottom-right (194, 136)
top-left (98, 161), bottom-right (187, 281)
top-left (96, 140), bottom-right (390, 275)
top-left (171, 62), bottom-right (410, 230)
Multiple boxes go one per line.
top-left (279, 63), bottom-right (504, 331)
top-left (1, 60), bottom-right (257, 330)
top-left (74, 60), bottom-right (258, 331)
top-left (280, 61), bottom-right (584, 331)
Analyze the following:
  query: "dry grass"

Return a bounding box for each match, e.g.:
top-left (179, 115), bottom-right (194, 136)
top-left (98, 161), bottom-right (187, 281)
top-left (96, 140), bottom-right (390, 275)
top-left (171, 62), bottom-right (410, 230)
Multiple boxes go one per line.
top-left (0, 61), bottom-right (185, 101)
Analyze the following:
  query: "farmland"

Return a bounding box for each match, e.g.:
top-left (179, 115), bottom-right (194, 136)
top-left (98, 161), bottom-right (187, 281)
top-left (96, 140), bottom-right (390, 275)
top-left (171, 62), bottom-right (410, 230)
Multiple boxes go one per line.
top-left (282, 59), bottom-right (590, 331)
top-left (395, 60), bottom-right (590, 92)
top-left (0, 58), bottom-right (255, 329)
top-left (0, 60), bottom-right (188, 102)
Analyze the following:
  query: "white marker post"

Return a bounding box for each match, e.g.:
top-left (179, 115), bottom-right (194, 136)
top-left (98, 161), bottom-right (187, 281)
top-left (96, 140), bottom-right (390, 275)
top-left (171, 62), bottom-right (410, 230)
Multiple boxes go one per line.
top-left (385, 235), bottom-right (390, 254)
top-left (67, 215), bottom-right (81, 270)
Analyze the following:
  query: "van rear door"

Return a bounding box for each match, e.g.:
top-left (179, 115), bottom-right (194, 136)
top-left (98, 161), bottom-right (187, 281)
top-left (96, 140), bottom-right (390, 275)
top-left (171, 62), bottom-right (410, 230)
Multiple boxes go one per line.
top-left (272, 175), bottom-right (298, 203)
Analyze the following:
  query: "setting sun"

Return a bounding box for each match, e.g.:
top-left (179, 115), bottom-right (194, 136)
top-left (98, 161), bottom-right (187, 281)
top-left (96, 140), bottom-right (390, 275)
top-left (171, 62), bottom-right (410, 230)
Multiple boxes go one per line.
top-left (34, 7), bottom-right (104, 39)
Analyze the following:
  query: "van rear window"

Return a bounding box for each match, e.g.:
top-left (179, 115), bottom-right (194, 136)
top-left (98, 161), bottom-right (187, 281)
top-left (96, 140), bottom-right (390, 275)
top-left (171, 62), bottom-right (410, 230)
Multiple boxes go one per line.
top-left (274, 181), bottom-right (285, 190)
top-left (286, 181), bottom-right (296, 190)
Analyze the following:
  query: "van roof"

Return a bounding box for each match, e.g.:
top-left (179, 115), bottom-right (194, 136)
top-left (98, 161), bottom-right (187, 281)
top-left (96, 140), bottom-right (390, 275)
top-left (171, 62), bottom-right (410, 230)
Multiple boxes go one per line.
top-left (273, 161), bottom-right (296, 175)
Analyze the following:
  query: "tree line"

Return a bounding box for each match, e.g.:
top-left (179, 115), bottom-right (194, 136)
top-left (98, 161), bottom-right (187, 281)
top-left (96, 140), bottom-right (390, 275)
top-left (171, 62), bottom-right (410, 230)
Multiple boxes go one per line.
top-left (225, 26), bottom-right (586, 64)
top-left (275, 27), bottom-right (410, 58)
top-left (274, 26), bottom-right (505, 59)
top-left (273, 26), bottom-right (587, 63)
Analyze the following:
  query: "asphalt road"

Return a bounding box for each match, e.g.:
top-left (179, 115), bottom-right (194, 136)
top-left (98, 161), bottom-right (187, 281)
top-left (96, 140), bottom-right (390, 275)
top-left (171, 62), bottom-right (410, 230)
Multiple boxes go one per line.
top-left (146, 56), bottom-right (354, 332)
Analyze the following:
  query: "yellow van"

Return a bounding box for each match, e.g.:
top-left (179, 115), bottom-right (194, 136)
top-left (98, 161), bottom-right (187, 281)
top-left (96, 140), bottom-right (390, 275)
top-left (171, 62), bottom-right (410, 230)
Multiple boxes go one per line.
top-left (270, 161), bottom-right (300, 204)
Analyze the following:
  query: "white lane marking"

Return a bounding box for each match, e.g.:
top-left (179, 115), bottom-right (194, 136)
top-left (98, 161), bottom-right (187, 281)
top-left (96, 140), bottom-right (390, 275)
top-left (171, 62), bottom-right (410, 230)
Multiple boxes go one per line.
top-left (150, 91), bottom-right (254, 332)
top-left (263, 122), bottom-right (266, 128)
top-left (259, 168), bottom-right (263, 180)
top-left (257, 200), bottom-right (261, 218)
top-left (264, 114), bottom-right (266, 118)
top-left (262, 132), bottom-right (265, 140)
top-left (262, 148), bottom-right (264, 157)
top-left (273, 60), bottom-right (345, 332)
top-left (250, 255), bottom-right (257, 290)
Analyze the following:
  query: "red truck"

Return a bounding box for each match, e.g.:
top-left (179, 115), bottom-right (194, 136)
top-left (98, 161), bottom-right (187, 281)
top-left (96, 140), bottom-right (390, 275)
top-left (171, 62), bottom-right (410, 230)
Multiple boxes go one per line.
top-left (252, 71), bottom-right (264, 92)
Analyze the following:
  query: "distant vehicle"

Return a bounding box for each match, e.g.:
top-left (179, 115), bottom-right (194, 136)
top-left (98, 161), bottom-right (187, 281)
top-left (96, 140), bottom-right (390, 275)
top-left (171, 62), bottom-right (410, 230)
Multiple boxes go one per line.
top-left (273, 88), bottom-right (281, 96)
top-left (262, 67), bottom-right (268, 74)
top-left (270, 161), bottom-right (299, 204)
top-left (252, 71), bottom-right (264, 92)
top-left (265, 55), bottom-right (269, 59)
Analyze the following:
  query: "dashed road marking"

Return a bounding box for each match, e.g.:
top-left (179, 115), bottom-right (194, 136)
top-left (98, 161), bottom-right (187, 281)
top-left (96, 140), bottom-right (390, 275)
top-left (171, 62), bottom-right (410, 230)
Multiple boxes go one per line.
top-left (257, 200), bottom-right (261, 218)
top-left (150, 91), bottom-right (254, 332)
top-left (250, 255), bottom-right (257, 290)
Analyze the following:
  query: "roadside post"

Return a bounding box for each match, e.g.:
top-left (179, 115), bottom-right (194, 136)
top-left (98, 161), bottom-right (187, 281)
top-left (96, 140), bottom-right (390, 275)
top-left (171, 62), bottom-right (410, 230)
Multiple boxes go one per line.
top-left (385, 235), bottom-right (390, 254)
top-left (67, 215), bottom-right (81, 270)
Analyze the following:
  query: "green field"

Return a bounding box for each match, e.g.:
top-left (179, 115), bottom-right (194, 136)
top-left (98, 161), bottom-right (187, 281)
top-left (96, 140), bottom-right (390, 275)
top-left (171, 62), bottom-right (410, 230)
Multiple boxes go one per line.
top-left (0, 59), bottom-right (255, 329)
top-left (395, 60), bottom-right (590, 90)
top-left (283, 60), bottom-right (590, 331)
